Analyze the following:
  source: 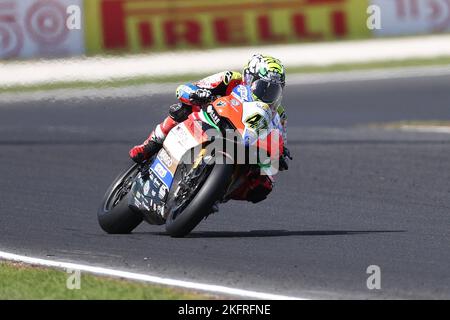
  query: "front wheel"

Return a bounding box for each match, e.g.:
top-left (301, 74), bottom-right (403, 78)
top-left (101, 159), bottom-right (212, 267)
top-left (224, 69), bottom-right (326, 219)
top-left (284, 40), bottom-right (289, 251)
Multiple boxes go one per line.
top-left (165, 155), bottom-right (234, 238)
top-left (97, 163), bottom-right (143, 234)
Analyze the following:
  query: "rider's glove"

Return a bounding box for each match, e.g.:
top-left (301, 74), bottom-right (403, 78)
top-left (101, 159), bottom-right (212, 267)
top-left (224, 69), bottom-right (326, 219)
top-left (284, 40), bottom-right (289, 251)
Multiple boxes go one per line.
top-left (279, 146), bottom-right (293, 171)
top-left (189, 88), bottom-right (212, 105)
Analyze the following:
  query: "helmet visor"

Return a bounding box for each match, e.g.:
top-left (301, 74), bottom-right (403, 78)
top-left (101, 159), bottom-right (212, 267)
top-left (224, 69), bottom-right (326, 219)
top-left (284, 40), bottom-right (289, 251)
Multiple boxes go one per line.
top-left (251, 79), bottom-right (282, 104)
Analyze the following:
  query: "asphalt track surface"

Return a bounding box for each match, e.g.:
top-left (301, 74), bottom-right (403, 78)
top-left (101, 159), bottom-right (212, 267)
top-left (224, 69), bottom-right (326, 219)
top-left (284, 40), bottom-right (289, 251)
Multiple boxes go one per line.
top-left (1, 74), bottom-right (450, 299)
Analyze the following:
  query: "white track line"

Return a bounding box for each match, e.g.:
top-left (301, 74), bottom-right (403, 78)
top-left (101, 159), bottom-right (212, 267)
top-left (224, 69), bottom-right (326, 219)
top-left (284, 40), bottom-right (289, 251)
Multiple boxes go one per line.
top-left (396, 126), bottom-right (450, 134)
top-left (2, 34), bottom-right (450, 87)
top-left (2, 64), bottom-right (450, 104)
top-left (0, 251), bottom-right (304, 300)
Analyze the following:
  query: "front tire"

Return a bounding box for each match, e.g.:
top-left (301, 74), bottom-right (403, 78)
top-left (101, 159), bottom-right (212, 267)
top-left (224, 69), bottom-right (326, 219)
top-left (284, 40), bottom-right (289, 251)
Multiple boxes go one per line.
top-left (97, 163), bottom-right (143, 234)
top-left (165, 158), bottom-right (234, 238)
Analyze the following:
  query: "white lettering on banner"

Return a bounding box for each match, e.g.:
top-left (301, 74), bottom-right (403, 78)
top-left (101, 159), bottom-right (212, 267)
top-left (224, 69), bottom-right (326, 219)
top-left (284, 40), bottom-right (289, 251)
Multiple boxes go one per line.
top-left (0, 0), bottom-right (84, 59)
top-left (372, 0), bottom-right (450, 36)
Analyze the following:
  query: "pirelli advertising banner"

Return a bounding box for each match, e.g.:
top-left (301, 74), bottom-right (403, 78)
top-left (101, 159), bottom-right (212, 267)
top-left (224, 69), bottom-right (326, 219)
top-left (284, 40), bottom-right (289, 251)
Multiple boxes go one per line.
top-left (372, 0), bottom-right (450, 36)
top-left (85, 0), bottom-right (370, 54)
top-left (3, 0), bottom-right (450, 59)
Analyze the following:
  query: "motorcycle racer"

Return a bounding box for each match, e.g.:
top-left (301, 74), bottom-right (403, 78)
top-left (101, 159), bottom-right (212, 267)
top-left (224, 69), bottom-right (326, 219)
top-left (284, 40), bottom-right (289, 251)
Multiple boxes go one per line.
top-left (129, 54), bottom-right (292, 203)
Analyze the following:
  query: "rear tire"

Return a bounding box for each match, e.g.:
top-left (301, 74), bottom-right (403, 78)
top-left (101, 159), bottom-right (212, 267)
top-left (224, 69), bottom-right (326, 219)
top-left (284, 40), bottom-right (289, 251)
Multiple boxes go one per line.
top-left (165, 159), bottom-right (234, 238)
top-left (97, 163), bottom-right (143, 234)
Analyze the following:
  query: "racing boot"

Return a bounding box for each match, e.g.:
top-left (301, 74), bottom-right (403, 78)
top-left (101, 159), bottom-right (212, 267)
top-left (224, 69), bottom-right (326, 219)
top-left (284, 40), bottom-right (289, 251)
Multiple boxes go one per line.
top-left (129, 138), bottom-right (162, 164)
top-left (129, 115), bottom-right (177, 163)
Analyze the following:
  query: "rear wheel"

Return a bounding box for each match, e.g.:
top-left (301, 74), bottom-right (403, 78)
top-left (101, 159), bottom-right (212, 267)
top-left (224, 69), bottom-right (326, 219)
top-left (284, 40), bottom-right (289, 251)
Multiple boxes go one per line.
top-left (97, 163), bottom-right (143, 234)
top-left (165, 154), bottom-right (234, 237)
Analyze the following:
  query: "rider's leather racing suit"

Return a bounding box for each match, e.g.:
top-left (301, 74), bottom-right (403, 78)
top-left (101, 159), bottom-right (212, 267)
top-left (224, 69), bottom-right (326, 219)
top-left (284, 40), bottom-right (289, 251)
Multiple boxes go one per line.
top-left (129, 71), bottom-right (288, 203)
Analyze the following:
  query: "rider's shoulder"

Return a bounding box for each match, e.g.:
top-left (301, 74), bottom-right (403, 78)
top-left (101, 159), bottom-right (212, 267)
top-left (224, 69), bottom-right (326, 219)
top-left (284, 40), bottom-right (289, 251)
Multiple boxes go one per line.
top-left (213, 71), bottom-right (242, 86)
top-left (223, 71), bottom-right (242, 84)
top-left (195, 71), bottom-right (242, 89)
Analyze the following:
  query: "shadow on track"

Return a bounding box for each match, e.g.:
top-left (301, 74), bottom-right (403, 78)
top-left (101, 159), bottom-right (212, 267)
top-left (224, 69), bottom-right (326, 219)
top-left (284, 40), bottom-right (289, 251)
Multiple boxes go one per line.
top-left (144, 229), bottom-right (405, 239)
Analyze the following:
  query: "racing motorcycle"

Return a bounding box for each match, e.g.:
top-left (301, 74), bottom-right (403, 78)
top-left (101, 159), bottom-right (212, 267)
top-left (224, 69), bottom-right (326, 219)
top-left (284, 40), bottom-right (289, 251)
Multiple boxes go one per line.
top-left (97, 86), bottom-right (281, 237)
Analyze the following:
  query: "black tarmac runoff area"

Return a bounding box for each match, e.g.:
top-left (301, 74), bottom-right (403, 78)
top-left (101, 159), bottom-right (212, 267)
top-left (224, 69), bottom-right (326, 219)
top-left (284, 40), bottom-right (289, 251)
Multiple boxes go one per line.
top-left (1, 74), bottom-right (450, 299)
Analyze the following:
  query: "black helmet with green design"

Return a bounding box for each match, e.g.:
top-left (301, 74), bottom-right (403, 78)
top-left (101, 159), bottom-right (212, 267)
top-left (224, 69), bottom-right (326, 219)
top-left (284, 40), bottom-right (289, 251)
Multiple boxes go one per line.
top-left (243, 54), bottom-right (286, 112)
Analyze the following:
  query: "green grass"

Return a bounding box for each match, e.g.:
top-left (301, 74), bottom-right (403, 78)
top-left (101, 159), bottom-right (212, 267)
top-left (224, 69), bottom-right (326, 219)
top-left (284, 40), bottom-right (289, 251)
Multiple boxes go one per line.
top-left (0, 261), bottom-right (212, 300)
top-left (2, 56), bottom-right (450, 94)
